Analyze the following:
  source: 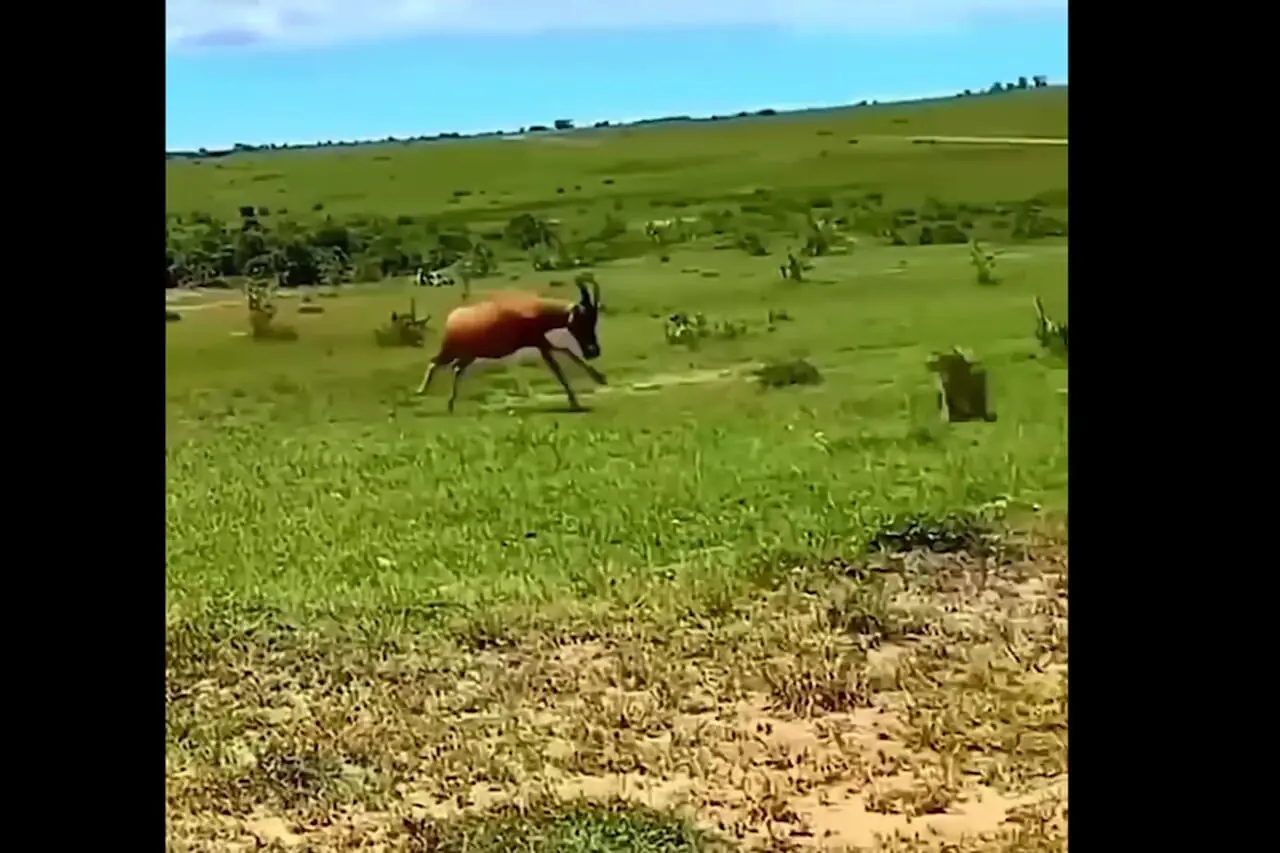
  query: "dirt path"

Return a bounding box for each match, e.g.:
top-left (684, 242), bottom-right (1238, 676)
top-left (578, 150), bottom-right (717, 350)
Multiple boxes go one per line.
top-left (165, 297), bottom-right (241, 313)
top-left (477, 364), bottom-right (766, 410)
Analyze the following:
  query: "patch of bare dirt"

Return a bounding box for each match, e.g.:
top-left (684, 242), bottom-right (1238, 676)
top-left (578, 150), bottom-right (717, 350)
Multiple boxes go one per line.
top-left (166, 538), bottom-right (1067, 851)
top-left (165, 298), bottom-right (242, 313)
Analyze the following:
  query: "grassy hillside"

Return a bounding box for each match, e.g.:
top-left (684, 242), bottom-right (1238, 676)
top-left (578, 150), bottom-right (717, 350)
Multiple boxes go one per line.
top-left (165, 88), bottom-right (1066, 219)
top-left (165, 88), bottom-right (1068, 852)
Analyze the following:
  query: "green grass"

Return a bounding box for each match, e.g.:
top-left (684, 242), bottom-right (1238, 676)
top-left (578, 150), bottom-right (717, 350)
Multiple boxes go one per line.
top-left (166, 245), bottom-right (1066, 621)
top-left (165, 91), bottom-right (1068, 852)
top-left (403, 799), bottom-right (728, 853)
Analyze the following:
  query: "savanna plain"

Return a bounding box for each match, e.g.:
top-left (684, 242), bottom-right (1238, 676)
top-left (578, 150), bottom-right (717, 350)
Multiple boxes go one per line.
top-left (166, 89), bottom-right (1068, 852)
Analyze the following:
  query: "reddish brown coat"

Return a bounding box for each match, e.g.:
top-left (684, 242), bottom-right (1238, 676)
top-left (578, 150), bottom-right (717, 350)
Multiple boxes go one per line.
top-left (436, 292), bottom-right (574, 362)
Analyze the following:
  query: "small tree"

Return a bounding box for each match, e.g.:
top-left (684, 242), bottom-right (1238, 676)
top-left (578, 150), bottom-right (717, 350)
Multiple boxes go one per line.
top-left (970, 241), bottom-right (999, 285)
top-left (802, 213), bottom-right (837, 257)
top-left (374, 298), bottom-right (431, 348)
top-left (245, 277), bottom-right (298, 341)
top-left (1033, 297), bottom-right (1068, 358)
top-left (928, 348), bottom-right (995, 423)
top-left (780, 251), bottom-right (805, 281)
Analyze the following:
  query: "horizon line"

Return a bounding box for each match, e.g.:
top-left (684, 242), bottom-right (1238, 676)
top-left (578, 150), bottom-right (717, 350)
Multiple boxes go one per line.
top-left (166, 81), bottom-right (1066, 157)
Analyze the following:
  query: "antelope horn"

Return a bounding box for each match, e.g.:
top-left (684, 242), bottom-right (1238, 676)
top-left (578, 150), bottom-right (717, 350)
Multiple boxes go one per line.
top-left (592, 280), bottom-right (601, 308)
top-left (576, 281), bottom-right (592, 307)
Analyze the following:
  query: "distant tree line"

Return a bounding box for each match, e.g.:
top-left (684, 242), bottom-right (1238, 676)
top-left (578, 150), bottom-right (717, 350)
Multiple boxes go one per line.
top-left (165, 205), bottom-right (645, 289)
top-left (165, 77), bottom-right (1056, 160)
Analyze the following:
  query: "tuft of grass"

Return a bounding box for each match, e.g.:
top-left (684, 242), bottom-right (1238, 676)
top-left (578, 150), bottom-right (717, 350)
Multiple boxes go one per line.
top-left (374, 300), bottom-right (430, 347)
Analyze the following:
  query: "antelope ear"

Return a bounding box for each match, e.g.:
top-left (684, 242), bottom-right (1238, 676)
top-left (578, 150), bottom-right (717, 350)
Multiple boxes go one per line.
top-left (591, 281), bottom-right (601, 308)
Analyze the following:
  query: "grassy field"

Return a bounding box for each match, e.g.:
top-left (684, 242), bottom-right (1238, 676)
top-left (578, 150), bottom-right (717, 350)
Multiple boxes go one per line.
top-left (165, 91), bottom-right (1068, 852)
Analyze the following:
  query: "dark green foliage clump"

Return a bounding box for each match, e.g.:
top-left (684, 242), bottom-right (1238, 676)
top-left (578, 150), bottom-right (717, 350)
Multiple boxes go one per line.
top-left (929, 223), bottom-right (968, 244)
top-left (374, 299), bottom-right (430, 348)
top-left (401, 798), bottom-right (727, 853)
top-left (755, 358), bottom-right (823, 388)
top-left (868, 510), bottom-right (998, 555)
top-left (927, 348), bottom-right (996, 423)
top-left (736, 231), bottom-right (768, 256)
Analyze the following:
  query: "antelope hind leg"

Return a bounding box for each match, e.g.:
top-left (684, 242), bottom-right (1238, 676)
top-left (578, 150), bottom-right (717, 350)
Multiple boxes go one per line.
top-left (447, 358), bottom-right (474, 413)
top-left (551, 346), bottom-right (607, 385)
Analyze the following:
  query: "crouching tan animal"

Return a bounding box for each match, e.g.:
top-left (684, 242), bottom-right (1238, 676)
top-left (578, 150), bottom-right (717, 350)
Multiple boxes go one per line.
top-left (416, 281), bottom-right (605, 412)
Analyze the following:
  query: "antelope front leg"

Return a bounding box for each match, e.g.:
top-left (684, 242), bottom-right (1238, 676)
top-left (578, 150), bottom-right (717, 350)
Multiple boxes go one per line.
top-left (416, 360), bottom-right (442, 395)
top-left (538, 349), bottom-right (582, 410)
top-left (550, 346), bottom-right (607, 385)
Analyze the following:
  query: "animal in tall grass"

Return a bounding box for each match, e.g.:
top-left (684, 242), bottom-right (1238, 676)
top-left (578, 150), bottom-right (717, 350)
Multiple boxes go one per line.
top-left (415, 280), bottom-right (605, 412)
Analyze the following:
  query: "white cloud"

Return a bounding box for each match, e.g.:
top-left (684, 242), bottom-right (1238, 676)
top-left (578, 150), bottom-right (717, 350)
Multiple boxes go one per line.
top-left (166, 0), bottom-right (1067, 52)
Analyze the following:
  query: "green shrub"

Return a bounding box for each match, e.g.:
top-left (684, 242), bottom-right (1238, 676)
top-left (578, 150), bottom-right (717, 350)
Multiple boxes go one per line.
top-left (374, 299), bottom-right (430, 348)
top-left (736, 232), bottom-right (768, 256)
top-left (970, 242), bottom-right (998, 285)
top-left (246, 279), bottom-right (299, 342)
top-left (755, 358), bottom-right (823, 388)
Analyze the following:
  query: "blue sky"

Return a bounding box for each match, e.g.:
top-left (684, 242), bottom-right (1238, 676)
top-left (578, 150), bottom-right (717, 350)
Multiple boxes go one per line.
top-left (165, 1), bottom-right (1068, 152)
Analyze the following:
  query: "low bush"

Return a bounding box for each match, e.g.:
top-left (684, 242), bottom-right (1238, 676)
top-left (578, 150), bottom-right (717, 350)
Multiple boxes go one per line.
top-left (736, 232), bottom-right (768, 256)
top-left (246, 279), bottom-right (298, 342)
top-left (755, 358), bottom-right (823, 388)
top-left (374, 299), bottom-right (430, 347)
